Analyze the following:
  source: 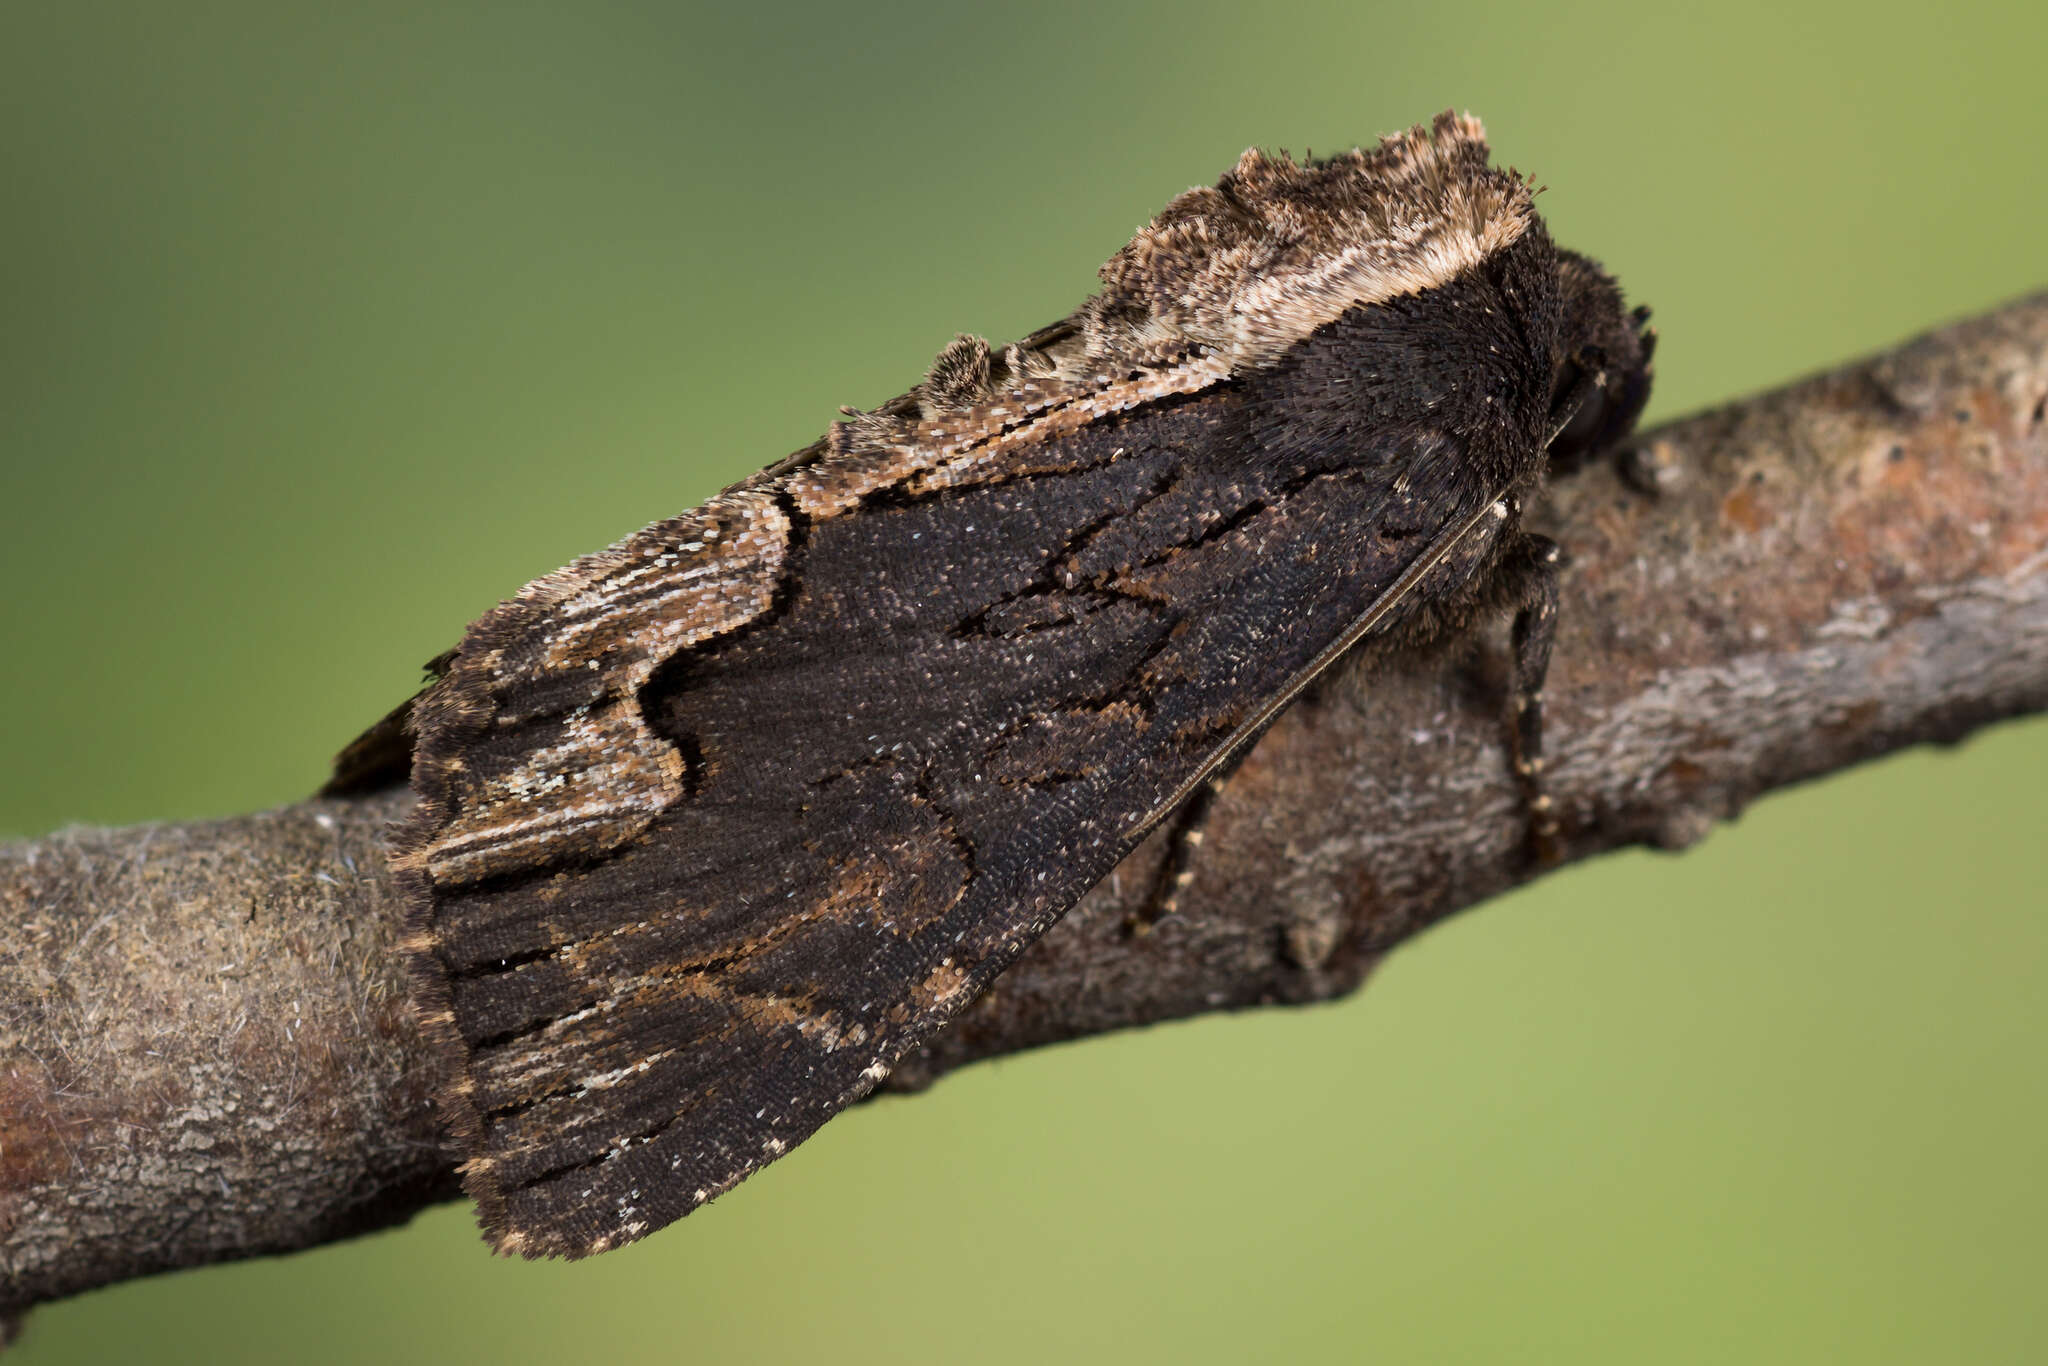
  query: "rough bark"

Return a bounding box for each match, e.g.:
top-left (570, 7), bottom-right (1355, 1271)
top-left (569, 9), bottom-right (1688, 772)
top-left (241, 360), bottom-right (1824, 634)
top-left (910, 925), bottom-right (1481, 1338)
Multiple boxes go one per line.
top-left (4, 294), bottom-right (2046, 1318)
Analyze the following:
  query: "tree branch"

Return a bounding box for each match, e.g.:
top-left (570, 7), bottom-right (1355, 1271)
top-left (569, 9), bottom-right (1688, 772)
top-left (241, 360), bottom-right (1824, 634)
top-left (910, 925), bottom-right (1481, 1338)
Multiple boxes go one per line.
top-left (4, 295), bottom-right (2046, 1317)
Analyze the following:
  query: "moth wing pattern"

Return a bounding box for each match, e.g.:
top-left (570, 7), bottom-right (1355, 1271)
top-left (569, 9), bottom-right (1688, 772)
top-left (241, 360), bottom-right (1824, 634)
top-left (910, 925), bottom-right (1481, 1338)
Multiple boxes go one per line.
top-left (408, 411), bottom-right (1517, 1259)
top-left (362, 113), bottom-right (1637, 1257)
top-left (402, 486), bottom-right (791, 886)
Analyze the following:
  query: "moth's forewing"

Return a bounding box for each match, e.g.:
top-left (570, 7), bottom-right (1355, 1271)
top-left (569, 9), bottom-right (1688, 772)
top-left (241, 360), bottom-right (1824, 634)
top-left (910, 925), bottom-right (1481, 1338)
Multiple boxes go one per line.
top-left (361, 115), bottom-right (1616, 1256)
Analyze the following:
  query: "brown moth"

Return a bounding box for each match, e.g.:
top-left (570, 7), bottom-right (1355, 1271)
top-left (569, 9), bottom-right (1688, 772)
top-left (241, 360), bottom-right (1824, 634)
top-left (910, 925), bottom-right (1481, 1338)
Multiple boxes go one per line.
top-left (329, 111), bottom-right (1653, 1257)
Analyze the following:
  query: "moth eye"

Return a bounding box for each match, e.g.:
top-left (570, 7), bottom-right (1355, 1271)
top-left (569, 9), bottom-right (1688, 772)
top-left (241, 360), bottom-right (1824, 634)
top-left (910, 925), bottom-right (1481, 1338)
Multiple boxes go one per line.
top-left (1549, 383), bottom-right (1609, 458)
top-left (1546, 362), bottom-right (1609, 463)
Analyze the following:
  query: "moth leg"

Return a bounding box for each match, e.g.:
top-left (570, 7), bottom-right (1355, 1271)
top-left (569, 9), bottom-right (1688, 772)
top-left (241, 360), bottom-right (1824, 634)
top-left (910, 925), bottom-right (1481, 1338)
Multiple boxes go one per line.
top-left (1505, 532), bottom-right (1564, 866)
top-left (1125, 768), bottom-right (1236, 937)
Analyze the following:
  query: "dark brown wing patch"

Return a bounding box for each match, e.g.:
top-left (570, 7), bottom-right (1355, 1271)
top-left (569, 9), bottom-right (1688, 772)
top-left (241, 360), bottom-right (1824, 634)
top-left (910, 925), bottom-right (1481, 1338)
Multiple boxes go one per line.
top-left (412, 367), bottom-right (1530, 1255)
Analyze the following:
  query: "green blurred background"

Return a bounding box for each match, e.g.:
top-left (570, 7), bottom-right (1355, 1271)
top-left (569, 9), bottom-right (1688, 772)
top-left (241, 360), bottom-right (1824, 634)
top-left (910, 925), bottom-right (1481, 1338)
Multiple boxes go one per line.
top-left (4, 1), bottom-right (2044, 1360)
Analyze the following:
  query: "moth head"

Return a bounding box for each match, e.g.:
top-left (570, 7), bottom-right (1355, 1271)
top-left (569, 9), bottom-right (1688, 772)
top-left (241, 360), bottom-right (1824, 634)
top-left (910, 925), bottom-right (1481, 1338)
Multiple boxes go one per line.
top-left (1545, 250), bottom-right (1656, 473)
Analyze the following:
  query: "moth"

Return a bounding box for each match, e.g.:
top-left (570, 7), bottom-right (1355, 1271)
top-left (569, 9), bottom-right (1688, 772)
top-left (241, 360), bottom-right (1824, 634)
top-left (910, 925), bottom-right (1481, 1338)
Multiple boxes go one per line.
top-left (328, 112), bottom-right (1653, 1257)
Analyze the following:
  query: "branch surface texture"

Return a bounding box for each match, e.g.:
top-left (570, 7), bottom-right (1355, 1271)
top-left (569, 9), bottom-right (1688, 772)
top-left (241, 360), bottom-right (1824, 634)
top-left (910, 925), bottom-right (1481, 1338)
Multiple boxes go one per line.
top-left (4, 295), bottom-right (2046, 1316)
